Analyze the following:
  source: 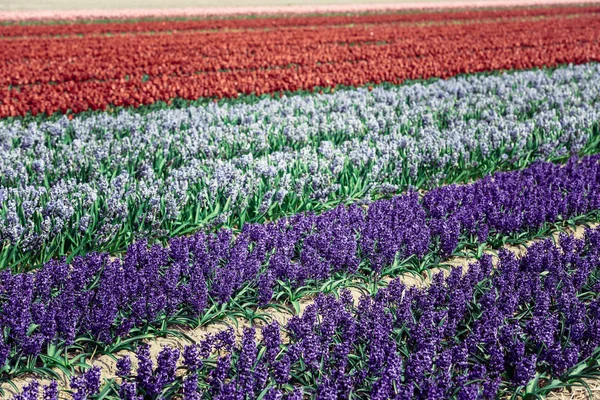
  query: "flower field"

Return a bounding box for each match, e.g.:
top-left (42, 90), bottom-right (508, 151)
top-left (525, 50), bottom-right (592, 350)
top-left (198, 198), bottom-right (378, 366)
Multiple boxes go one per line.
top-left (2, 3), bottom-right (600, 400)
top-left (3, 5), bottom-right (600, 117)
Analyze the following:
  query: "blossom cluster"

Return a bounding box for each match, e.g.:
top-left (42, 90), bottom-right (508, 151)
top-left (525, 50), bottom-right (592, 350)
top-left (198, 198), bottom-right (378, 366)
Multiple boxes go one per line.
top-left (1, 6), bottom-right (599, 117)
top-left (1, 154), bottom-right (598, 374)
top-left (2, 63), bottom-right (600, 267)
top-left (3, 7), bottom-right (600, 400)
top-left (13, 225), bottom-right (600, 399)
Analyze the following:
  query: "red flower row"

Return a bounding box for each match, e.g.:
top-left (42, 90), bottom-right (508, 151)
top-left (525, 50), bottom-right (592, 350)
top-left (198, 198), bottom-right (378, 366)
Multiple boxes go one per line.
top-left (1, 5), bottom-right (597, 37)
top-left (1, 8), bottom-right (599, 117)
top-left (7, 13), bottom-right (595, 87)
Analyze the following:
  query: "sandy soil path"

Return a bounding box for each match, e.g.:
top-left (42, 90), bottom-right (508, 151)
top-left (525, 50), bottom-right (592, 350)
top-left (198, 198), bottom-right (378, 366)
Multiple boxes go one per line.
top-left (1, 0), bottom-right (599, 21)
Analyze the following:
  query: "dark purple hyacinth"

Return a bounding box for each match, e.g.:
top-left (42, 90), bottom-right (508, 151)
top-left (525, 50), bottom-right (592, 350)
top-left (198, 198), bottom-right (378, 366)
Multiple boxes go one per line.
top-left (127, 343), bottom-right (181, 398)
top-left (11, 381), bottom-right (38, 400)
top-left (42, 381), bottom-right (59, 400)
top-left (16, 225), bottom-right (600, 399)
top-left (1, 155), bottom-right (600, 374)
top-left (70, 366), bottom-right (101, 400)
top-left (116, 356), bottom-right (132, 377)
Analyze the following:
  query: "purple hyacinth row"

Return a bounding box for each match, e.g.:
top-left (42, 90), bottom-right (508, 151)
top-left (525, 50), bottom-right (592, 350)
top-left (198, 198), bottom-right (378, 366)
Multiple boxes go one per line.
top-left (1, 155), bottom-right (599, 369)
top-left (14, 226), bottom-right (600, 399)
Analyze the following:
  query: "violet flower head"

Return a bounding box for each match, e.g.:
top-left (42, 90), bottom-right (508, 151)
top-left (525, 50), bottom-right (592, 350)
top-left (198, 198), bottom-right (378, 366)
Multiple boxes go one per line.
top-left (116, 355), bottom-right (132, 377)
top-left (119, 382), bottom-right (142, 400)
top-left (264, 388), bottom-right (283, 400)
top-left (183, 344), bottom-right (202, 372)
top-left (43, 381), bottom-right (59, 400)
top-left (11, 381), bottom-right (39, 400)
top-left (182, 374), bottom-right (200, 400)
